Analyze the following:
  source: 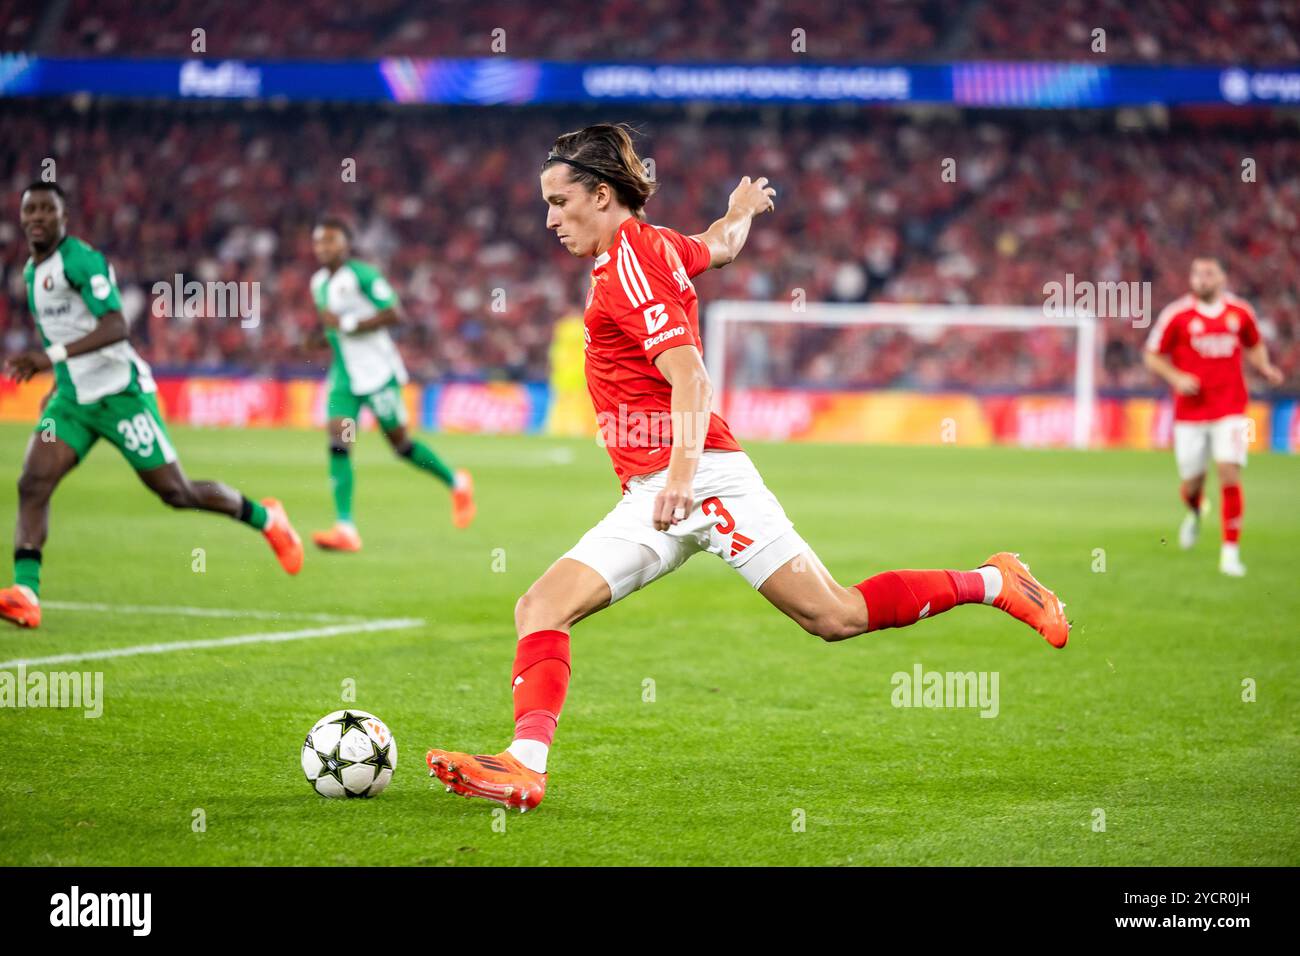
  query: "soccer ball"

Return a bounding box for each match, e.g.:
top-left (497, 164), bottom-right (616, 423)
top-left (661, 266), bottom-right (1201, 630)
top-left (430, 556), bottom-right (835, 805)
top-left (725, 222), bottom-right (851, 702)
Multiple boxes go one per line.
top-left (301, 709), bottom-right (397, 798)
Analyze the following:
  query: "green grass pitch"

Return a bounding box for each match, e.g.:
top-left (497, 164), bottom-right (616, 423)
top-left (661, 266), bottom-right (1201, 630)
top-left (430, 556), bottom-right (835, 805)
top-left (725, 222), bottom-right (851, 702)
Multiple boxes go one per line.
top-left (0, 421), bottom-right (1296, 866)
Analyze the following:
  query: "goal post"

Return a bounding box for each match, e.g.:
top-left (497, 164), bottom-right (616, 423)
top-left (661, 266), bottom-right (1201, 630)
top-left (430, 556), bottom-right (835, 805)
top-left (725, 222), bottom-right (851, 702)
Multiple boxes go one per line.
top-left (703, 302), bottom-right (1099, 449)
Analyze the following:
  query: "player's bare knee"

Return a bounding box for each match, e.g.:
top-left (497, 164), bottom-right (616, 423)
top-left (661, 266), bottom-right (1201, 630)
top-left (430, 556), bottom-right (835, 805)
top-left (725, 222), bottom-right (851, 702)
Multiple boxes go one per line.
top-left (514, 589), bottom-right (550, 634)
top-left (156, 481), bottom-right (196, 510)
top-left (805, 592), bottom-right (867, 642)
top-left (799, 607), bottom-right (853, 642)
top-left (818, 616), bottom-right (858, 642)
top-left (515, 585), bottom-right (580, 634)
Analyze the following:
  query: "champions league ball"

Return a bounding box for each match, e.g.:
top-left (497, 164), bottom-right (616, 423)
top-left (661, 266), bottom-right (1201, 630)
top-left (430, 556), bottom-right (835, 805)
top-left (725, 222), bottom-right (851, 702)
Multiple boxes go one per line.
top-left (301, 709), bottom-right (397, 798)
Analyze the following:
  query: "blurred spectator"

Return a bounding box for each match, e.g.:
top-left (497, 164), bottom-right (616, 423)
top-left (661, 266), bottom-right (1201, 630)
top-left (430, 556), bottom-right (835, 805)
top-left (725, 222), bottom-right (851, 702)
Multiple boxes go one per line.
top-left (1, 101), bottom-right (1296, 393)
top-left (25, 0), bottom-right (1298, 65)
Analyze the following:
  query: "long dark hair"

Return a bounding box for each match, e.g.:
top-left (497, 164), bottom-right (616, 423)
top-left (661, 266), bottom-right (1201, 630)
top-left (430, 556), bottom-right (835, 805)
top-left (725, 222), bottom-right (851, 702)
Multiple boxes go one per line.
top-left (543, 123), bottom-right (658, 218)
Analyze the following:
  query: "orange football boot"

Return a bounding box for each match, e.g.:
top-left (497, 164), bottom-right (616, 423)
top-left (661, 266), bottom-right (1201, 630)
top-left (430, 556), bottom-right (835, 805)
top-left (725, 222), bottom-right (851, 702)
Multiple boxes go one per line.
top-left (262, 498), bottom-right (304, 575)
top-left (981, 552), bottom-right (1069, 648)
top-left (451, 469), bottom-right (476, 529)
top-left (427, 748), bottom-right (546, 812)
top-left (0, 585), bottom-right (40, 628)
top-left (312, 523), bottom-right (362, 552)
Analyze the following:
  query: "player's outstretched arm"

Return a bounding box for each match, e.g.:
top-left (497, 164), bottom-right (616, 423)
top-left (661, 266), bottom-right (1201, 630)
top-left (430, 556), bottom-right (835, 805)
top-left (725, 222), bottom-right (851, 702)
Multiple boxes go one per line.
top-left (5, 311), bottom-right (128, 382)
top-left (694, 176), bottom-right (776, 269)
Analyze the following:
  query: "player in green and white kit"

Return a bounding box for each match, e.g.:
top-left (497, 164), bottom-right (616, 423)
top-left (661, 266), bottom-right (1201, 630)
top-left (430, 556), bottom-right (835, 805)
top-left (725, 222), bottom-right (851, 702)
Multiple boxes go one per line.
top-left (309, 219), bottom-right (474, 553)
top-left (0, 183), bottom-right (304, 629)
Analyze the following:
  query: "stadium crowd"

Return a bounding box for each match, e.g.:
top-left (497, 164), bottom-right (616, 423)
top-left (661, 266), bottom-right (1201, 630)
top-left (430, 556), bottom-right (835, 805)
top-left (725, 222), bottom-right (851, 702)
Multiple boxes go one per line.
top-left (7, 0), bottom-right (1297, 65)
top-left (1, 101), bottom-right (1297, 394)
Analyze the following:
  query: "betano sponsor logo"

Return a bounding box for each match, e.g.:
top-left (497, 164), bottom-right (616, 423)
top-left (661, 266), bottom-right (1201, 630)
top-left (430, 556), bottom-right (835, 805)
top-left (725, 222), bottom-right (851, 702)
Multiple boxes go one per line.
top-left (643, 303), bottom-right (668, 335)
top-left (643, 325), bottom-right (685, 350)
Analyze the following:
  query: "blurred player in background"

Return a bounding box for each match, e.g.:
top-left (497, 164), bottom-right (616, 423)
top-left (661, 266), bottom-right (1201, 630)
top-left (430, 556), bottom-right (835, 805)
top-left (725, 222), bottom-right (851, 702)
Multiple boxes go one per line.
top-left (0, 182), bottom-right (304, 629)
top-left (1144, 257), bottom-right (1283, 577)
top-left (426, 124), bottom-right (1072, 811)
top-left (309, 218), bottom-right (475, 551)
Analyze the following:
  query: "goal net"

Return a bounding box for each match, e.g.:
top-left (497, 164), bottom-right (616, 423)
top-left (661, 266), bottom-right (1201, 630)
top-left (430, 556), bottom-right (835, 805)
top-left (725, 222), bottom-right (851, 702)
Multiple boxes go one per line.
top-left (703, 302), bottom-right (1099, 449)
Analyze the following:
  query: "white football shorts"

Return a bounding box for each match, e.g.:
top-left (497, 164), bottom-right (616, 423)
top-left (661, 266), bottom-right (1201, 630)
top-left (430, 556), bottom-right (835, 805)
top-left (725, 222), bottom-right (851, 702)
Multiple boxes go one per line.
top-left (1173, 415), bottom-right (1250, 480)
top-left (563, 450), bottom-right (809, 604)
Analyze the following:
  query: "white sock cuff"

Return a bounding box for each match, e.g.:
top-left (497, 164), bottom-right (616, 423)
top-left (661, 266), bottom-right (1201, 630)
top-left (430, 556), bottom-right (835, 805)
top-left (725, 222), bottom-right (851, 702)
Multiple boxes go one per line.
top-left (977, 565), bottom-right (1001, 605)
top-left (508, 738), bottom-right (549, 774)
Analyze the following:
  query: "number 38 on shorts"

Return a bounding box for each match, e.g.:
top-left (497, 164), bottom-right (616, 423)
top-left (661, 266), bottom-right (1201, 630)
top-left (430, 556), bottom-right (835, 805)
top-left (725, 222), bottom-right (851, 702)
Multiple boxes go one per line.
top-left (36, 386), bottom-right (179, 472)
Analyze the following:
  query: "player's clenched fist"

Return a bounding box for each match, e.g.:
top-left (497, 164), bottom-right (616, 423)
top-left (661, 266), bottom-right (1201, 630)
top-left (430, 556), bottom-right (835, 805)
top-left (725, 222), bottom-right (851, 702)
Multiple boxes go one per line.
top-left (728, 176), bottom-right (776, 218)
top-left (653, 480), bottom-right (695, 531)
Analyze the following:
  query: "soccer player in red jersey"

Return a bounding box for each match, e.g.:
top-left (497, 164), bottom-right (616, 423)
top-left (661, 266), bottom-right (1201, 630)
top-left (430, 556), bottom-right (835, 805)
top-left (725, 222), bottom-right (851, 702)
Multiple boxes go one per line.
top-left (1144, 257), bottom-right (1283, 577)
top-left (427, 124), bottom-right (1070, 811)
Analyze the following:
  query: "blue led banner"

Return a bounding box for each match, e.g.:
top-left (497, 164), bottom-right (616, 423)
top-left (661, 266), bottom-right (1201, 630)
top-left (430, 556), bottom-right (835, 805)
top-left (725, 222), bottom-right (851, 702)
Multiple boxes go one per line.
top-left (3, 55), bottom-right (1298, 108)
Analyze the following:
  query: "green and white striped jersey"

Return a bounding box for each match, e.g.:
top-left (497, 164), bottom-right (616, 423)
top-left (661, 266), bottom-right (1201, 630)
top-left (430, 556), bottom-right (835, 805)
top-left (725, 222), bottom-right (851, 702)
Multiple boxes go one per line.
top-left (24, 235), bottom-right (155, 404)
top-left (311, 259), bottom-right (408, 396)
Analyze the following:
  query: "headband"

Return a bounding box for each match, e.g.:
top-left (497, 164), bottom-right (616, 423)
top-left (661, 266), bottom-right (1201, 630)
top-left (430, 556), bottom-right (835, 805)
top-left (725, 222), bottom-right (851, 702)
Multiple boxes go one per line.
top-left (544, 152), bottom-right (606, 181)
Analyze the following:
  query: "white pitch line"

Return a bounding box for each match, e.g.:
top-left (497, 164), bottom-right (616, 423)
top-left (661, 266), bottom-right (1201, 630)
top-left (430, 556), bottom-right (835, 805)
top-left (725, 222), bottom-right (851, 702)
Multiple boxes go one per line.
top-left (41, 601), bottom-right (367, 623)
top-left (0, 617), bottom-right (425, 669)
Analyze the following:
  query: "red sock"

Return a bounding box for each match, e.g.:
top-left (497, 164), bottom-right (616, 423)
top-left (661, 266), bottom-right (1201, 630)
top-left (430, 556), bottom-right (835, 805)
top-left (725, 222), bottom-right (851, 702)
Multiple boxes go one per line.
top-left (1221, 485), bottom-right (1243, 544)
top-left (854, 569), bottom-right (985, 632)
top-left (1180, 481), bottom-right (1203, 513)
top-left (511, 629), bottom-right (571, 746)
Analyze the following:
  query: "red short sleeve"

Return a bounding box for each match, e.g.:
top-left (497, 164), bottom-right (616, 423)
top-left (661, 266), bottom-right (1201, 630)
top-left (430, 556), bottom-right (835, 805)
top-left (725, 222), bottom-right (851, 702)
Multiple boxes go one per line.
top-left (654, 226), bottom-right (712, 278)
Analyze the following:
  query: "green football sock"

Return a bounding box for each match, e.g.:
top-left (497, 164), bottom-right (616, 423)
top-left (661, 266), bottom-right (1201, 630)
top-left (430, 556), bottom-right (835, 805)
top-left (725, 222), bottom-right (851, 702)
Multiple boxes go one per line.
top-left (329, 445), bottom-right (354, 523)
top-left (400, 439), bottom-right (455, 487)
top-left (238, 497), bottom-right (269, 531)
top-left (14, 548), bottom-right (41, 598)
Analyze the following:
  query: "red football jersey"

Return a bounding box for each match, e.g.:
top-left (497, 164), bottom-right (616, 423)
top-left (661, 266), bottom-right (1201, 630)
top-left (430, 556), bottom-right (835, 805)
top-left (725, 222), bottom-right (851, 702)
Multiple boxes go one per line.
top-left (583, 217), bottom-right (742, 486)
top-left (1146, 293), bottom-right (1260, 421)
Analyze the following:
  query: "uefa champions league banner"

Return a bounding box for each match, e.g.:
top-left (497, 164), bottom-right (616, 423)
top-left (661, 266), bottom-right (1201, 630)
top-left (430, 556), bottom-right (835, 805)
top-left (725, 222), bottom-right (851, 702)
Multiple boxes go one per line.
top-left (3, 54), bottom-right (1299, 107)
